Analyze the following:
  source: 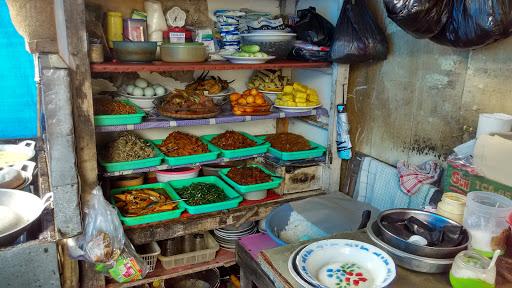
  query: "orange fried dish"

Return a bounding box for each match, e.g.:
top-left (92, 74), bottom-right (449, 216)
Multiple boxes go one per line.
top-left (211, 131), bottom-right (256, 150)
top-left (158, 131), bottom-right (209, 157)
top-left (113, 188), bottom-right (178, 217)
top-left (266, 133), bottom-right (311, 152)
top-left (94, 98), bottom-right (136, 115)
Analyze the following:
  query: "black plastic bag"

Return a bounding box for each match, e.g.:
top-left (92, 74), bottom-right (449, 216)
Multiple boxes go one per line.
top-left (331, 0), bottom-right (388, 64)
top-left (384, 0), bottom-right (453, 38)
top-left (292, 7), bottom-right (335, 47)
top-left (431, 0), bottom-right (512, 48)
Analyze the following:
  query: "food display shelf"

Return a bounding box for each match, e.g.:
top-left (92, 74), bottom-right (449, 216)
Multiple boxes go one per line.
top-left (124, 189), bottom-right (325, 245)
top-left (95, 108), bottom-right (329, 132)
top-left (91, 60), bottom-right (332, 73)
top-left (106, 248), bottom-right (236, 288)
top-left (101, 154), bottom-right (265, 177)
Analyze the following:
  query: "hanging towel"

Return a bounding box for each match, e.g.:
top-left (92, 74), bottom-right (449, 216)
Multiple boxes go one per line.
top-left (354, 157), bottom-right (436, 211)
top-left (397, 160), bottom-right (441, 195)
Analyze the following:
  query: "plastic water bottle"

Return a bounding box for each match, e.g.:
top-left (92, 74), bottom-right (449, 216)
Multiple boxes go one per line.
top-left (336, 104), bottom-right (352, 159)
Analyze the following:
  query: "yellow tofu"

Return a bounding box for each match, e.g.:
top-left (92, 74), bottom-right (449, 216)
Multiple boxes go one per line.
top-left (293, 82), bottom-right (307, 92)
top-left (294, 91), bottom-right (307, 99)
top-left (275, 100), bottom-right (284, 106)
top-left (282, 95), bottom-right (293, 101)
top-left (295, 97), bottom-right (306, 103)
top-left (286, 102), bottom-right (297, 107)
top-left (307, 88), bottom-right (317, 95)
top-left (296, 102), bottom-right (308, 107)
top-left (283, 85), bottom-right (294, 94)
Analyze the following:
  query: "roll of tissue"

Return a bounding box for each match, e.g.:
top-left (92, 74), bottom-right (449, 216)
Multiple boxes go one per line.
top-left (476, 113), bottom-right (512, 137)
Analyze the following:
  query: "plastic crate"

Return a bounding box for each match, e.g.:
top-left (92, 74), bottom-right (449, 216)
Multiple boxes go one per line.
top-left (135, 242), bottom-right (161, 272)
top-left (99, 141), bottom-right (164, 172)
top-left (151, 139), bottom-right (220, 166)
top-left (110, 183), bottom-right (185, 226)
top-left (157, 232), bottom-right (219, 269)
top-left (94, 99), bottom-right (145, 126)
top-left (218, 164), bottom-right (283, 193)
top-left (261, 136), bottom-right (326, 161)
top-left (201, 132), bottom-right (270, 159)
top-left (168, 176), bottom-right (243, 215)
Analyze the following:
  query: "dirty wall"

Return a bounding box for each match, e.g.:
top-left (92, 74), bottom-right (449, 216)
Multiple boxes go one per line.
top-left (348, 1), bottom-right (512, 164)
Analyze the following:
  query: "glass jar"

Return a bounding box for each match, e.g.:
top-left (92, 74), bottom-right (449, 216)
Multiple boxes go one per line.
top-left (449, 250), bottom-right (495, 288)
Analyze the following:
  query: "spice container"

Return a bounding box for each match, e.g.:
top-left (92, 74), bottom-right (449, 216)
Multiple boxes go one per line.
top-left (106, 11), bottom-right (123, 48)
top-left (463, 191), bottom-right (512, 257)
top-left (88, 43), bottom-right (104, 63)
top-left (449, 250), bottom-right (496, 288)
top-left (437, 192), bottom-right (466, 224)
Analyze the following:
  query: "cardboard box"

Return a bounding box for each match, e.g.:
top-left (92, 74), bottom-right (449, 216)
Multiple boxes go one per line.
top-left (442, 161), bottom-right (512, 199)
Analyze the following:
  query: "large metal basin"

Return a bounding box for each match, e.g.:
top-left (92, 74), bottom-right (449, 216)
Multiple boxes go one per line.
top-left (377, 208), bottom-right (468, 259)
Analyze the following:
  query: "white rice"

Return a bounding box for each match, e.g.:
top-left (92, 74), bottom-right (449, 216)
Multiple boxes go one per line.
top-left (278, 211), bottom-right (324, 243)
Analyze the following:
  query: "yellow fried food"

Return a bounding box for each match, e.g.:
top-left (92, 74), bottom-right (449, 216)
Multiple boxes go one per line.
top-left (113, 188), bottom-right (178, 217)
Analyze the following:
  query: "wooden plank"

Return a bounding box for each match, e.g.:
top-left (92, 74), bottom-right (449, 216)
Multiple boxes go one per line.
top-left (276, 118), bottom-right (289, 133)
top-left (259, 230), bottom-right (451, 288)
top-left (236, 241), bottom-right (275, 288)
top-left (106, 248), bottom-right (235, 288)
top-left (124, 190), bottom-right (325, 245)
top-left (91, 60), bottom-right (332, 73)
top-left (54, 0), bottom-right (101, 287)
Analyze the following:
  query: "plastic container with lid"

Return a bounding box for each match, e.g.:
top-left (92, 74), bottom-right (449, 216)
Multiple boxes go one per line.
top-left (463, 191), bottom-right (512, 257)
top-left (449, 250), bottom-right (496, 288)
top-left (437, 192), bottom-right (466, 224)
top-left (106, 11), bottom-right (123, 48)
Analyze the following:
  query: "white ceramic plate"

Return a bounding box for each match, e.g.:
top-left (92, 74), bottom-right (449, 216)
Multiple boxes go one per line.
top-left (274, 104), bottom-right (321, 113)
top-left (296, 239), bottom-right (396, 288)
top-left (288, 246), bottom-right (315, 288)
top-left (223, 55), bottom-right (276, 64)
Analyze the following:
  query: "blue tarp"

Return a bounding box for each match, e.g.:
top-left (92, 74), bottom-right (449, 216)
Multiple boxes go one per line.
top-left (0, 0), bottom-right (37, 139)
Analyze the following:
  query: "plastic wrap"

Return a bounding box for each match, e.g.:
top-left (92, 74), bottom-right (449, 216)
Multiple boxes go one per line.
top-left (292, 7), bottom-right (335, 47)
top-left (330, 0), bottom-right (388, 64)
top-left (384, 0), bottom-right (453, 38)
top-left (431, 0), bottom-right (512, 48)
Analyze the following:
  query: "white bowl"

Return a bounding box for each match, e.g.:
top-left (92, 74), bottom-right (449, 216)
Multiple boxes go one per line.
top-left (119, 96), bottom-right (159, 111)
top-left (243, 190), bottom-right (267, 201)
top-left (297, 239), bottom-right (396, 288)
top-left (155, 166), bottom-right (200, 182)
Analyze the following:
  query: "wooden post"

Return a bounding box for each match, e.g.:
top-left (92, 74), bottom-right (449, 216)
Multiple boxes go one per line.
top-left (53, 0), bottom-right (102, 286)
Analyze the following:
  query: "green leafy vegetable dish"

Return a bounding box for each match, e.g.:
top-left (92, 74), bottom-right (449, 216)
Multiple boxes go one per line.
top-left (175, 183), bottom-right (228, 206)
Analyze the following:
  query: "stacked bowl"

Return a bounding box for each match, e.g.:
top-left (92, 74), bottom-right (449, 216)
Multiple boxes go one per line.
top-left (213, 222), bottom-right (257, 250)
top-left (288, 239), bottom-right (396, 288)
top-left (367, 209), bottom-right (469, 273)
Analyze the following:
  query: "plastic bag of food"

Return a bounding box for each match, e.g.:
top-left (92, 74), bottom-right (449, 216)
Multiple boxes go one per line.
top-left (144, 0), bottom-right (167, 34)
top-left (292, 7), bottom-right (335, 47)
top-left (77, 186), bottom-right (125, 264)
top-left (95, 240), bottom-right (148, 283)
top-left (384, 0), bottom-right (453, 38)
top-left (330, 0), bottom-right (388, 64)
top-left (431, 0), bottom-right (512, 48)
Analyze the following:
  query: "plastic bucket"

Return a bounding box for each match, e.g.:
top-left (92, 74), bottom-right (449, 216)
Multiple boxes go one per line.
top-left (463, 191), bottom-right (512, 257)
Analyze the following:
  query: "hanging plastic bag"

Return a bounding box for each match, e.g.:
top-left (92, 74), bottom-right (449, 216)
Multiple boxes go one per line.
top-left (292, 7), bottom-right (335, 47)
top-left (73, 186), bottom-right (125, 264)
top-left (384, 0), bottom-right (453, 38)
top-left (95, 240), bottom-right (148, 283)
top-left (431, 0), bottom-right (512, 48)
top-left (331, 0), bottom-right (389, 64)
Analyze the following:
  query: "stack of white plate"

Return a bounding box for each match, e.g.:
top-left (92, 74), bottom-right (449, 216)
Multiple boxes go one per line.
top-left (213, 222), bottom-right (257, 250)
top-left (288, 239), bottom-right (396, 288)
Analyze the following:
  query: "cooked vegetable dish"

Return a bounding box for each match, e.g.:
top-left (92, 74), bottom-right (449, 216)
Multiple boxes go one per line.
top-left (175, 183), bottom-right (228, 206)
top-left (227, 166), bottom-right (272, 185)
top-left (266, 133), bottom-right (312, 152)
top-left (102, 132), bottom-right (155, 162)
top-left (94, 98), bottom-right (136, 115)
top-left (158, 131), bottom-right (209, 157)
top-left (113, 188), bottom-right (179, 217)
top-left (211, 131), bottom-right (256, 150)
top-left (158, 89), bottom-right (218, 115)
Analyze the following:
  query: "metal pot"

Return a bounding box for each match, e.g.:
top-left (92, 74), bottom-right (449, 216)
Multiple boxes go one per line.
top-left (367, 222), bottom-right (453, 273)
top-left (0, 140), bottom-right (36, 167)
top-left (160, 43), bottom-right (208, 63)
top-left (377, 209), bottom-right (468, 259)
top-left (0, 189), bottom-right (53, 247)
top-left (113, 41), bottom-right (157, 63)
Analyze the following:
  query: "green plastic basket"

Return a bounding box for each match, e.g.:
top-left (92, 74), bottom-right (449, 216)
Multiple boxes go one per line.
top-left (99, 141), bottom-right (164, 172)
top-left (218, 164), bottom-right (283, 193)
top-left (151, 139), bottom-right (220, 166)
top-left (94, 99), bottom-right (145, 126)
top-left (201, 132), bottom-right (270, 159)
top-left (110, 183), bottom-right (185, 226)
top-left (261, 136), bottom-right (326, 161)
top-left (168, 176), bottom-right (243, 215)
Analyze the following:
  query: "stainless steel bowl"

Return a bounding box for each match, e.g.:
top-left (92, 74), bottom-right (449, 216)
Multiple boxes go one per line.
top-left (367, 222), bottom-right (453, 273)
top-left (113, 41), bottom-right (157, 63)
top-left (160, 43), bottom-right (208, 63)
top-left (377, 209), bottom-right (468, 259)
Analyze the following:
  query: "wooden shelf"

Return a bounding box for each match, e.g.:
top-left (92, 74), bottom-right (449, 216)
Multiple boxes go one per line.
top-left (91, 60), bottom-right (332, 73)
top-left (106, 248), bottom-right (235, 288)
top-left (125, 189), bottom-right (325, 245)
top-left (96, 108), bottom-right (329, 132)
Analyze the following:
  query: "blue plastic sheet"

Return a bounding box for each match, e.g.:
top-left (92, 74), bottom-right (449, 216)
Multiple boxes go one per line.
top-left (0, 0), bottom-right (37, 139)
